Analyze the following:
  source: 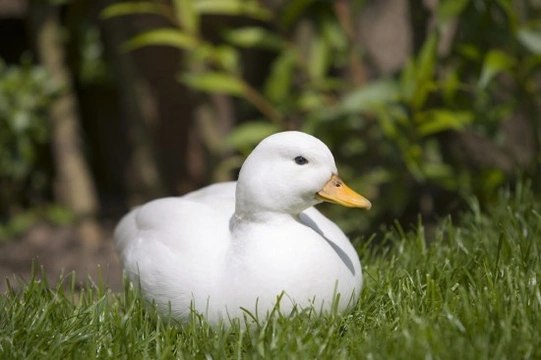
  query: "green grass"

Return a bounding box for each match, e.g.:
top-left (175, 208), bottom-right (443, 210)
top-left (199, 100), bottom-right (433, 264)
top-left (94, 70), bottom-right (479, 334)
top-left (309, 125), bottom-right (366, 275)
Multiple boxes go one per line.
top-left (1, 184), bottom-right (540, 359)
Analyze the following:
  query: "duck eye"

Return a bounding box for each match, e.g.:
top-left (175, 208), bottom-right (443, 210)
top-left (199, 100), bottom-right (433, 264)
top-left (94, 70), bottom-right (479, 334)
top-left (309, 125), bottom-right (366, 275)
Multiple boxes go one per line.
top-left (294, 156), bottom-right (308, 165)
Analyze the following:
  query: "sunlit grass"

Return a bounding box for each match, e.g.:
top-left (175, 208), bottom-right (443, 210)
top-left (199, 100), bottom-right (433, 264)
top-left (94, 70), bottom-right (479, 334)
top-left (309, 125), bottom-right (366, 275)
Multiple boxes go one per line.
top-left (1, 184), bottom-right (540, 359)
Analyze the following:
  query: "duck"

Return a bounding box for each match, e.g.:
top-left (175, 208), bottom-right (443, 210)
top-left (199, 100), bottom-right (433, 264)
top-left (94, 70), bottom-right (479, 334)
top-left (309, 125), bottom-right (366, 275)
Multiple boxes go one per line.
top-left (114, 131), bottom-right (371, 326)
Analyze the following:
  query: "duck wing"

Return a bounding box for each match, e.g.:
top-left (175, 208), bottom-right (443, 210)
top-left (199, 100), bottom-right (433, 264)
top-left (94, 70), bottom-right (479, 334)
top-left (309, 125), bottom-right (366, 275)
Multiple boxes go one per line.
top-left (114, 182), bottom-right (236, 256)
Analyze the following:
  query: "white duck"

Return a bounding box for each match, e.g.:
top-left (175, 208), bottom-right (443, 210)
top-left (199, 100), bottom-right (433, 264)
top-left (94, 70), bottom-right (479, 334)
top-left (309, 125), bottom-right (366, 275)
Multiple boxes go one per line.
top-left (114, 131), bottom-right (371, 325)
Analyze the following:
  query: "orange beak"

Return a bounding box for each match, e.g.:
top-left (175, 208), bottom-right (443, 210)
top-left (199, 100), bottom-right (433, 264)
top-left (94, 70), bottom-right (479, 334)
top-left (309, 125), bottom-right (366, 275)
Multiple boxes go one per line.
top-left (316, 174), bottom-right (372, 209)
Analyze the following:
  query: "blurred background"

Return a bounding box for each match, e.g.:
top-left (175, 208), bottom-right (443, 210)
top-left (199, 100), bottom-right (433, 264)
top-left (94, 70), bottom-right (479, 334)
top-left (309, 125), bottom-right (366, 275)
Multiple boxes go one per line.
top-left (1, 0), bottom-right (540, 291)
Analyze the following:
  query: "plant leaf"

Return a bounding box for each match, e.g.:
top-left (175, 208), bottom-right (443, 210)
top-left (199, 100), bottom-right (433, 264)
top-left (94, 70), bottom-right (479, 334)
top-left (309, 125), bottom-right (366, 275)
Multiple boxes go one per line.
top-left (173, 0), bottom-right (199, 33)
top-left (224, 27), bottom-right (285, 50)
top-left (264, 51), bottom-right (297, 103)
top-left (212, 46), bottom-right (240, 73)
top-left (375, 105), bottom-right (408, 140)
top-left (340, 79), bottom-right (400, 114)
top-left (122, 28), bottom-right (198, 51)
top-left (416, 109), bottom-right (473, 136)
top-left (437, 0), bottom-right (469, 22)
top-left (194, 0), bottom-right (272, 20)
top-left (517, 27), bottom-right (541, 55)
top-left (226, 121), bottom-right (281, 151)
top-left (308, 33), bottom-right (330, 81)
top-left (100, 2), bottom-right (165, 19)
top-left (181, 72), bottom-right (246, 96)
top-left (478, 49), bottom-right (514, 89)
top-left (298, 91), bottom-right (327, 112)
top-left (412, 32), bottom-right (438, 109)
top-left (281, 0), bottom-right (313, 28)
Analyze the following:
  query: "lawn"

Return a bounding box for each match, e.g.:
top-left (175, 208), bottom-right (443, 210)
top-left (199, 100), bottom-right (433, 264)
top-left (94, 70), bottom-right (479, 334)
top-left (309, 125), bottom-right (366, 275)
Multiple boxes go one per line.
top-left (1, 183), bottom-right (540, 359)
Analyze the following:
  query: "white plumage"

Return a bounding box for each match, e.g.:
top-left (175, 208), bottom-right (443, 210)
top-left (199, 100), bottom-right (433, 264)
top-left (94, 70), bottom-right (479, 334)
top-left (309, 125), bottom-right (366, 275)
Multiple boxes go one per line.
top-left (114, 131), bottom-right (371, 325)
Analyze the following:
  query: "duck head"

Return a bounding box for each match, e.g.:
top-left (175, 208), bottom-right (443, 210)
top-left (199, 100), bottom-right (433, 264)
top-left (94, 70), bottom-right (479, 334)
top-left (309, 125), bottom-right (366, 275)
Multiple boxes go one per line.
top-left (235, 131), bottom-right (371, 219)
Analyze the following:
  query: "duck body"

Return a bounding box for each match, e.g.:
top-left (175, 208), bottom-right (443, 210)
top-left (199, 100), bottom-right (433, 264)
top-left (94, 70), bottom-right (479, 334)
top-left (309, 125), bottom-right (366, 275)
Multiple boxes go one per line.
top-left (114, 132), bottom-right (371, 325)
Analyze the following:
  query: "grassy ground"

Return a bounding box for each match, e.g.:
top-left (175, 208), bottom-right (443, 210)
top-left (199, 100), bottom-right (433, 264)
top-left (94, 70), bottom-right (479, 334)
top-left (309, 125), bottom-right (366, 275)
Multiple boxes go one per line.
top-left (1, 183), bottom-right (540, 359)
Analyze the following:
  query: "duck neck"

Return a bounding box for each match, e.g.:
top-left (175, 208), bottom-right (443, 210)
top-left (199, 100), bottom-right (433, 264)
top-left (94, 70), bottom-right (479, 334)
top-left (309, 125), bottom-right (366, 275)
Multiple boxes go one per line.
top-left (232, 173), bottom-right (310, 229)
top-left (232, 208), bottom-right (298, 225)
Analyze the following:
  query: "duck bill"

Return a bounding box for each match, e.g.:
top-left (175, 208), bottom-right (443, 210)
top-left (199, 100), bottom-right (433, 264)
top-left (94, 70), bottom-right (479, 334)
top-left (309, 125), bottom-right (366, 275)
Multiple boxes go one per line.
top-left (316, 174), bottom-right (372, 209)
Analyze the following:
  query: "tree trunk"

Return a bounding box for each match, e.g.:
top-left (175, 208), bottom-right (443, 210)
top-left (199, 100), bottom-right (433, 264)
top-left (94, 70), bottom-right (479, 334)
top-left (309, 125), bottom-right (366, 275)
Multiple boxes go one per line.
top-left (29, 4), bottom-right (102, 249)
top-left (98, 3), bottom-right (167, 207)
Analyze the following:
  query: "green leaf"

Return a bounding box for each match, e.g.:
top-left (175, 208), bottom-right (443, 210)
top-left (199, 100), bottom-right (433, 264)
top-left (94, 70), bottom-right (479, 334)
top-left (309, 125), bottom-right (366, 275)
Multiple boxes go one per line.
top-left (194, 0), bottom-right (272, 20)
top-left (415, 109), bottom-right (473, 136)
top-left (399, 59), bottom-right (416, 103)
top-left (100, 2), bottom-right (164, 19)
top-left (478, 50), bottom-right (515, 89)
top-left (308, 33), bottom-right (330, 81)
top-left (281, 0), bottom-right (313, 28)
top-left (496, 0), bottom-right (518, 32)
top-left (399, 33), bottom-right (439, 109)
top-left (436, 0), bottom-right (469, 22)
top-left (297, 91), bottom-right (327, 112)
top-left (412, 32), bottom-right (438, 109)
top-left (422, 139), bottom-right (452, 181)
top-left (457, 44), bottom-right (482, 61)
top-left (323, 17), bottom-right (348, 53)
top-left (417, 32), bottom-right (438, 82)
top-left (375, 105), bottom-right (408, 139)
top-left (340, 79), bottom-right (400, 114)
top-left (122, 29), bottom-right (198, 51)
top-left (185, 44), bottom-right (239, 73)
top-left (186, 43), bottom-right (215, 64)
top-left (423, 162), bottom-right (454, 180)
top-left (517, 27), bottom-right (541, 55)
top-left (173, 0), bottom-right (199, 33)
top-left (404, 144), bottom-right (425, 181)
top-left (224, 27), bottom-right (285, 50)
top-left (441, 67), bottom-right (461, 103)
top-left (226, 121), bottom-right (281, 151)
top-left (181, 72), bottom-right (245, 96)
top-left (264, 51), bottom-right (297, 103)
top-left (212, 46), bottom-right (240, 73)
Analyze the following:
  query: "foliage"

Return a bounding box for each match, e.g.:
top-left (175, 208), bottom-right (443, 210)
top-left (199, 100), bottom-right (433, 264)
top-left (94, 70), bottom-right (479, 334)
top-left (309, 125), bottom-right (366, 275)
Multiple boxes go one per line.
top-left (0, 58), bottom-right (61, 216)
top-left (1, 183), bottom-right (540, 358)
top-left (0, 205), bottom-right (74, 243)
top-left (102, 0), bottom-right (541, 233)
